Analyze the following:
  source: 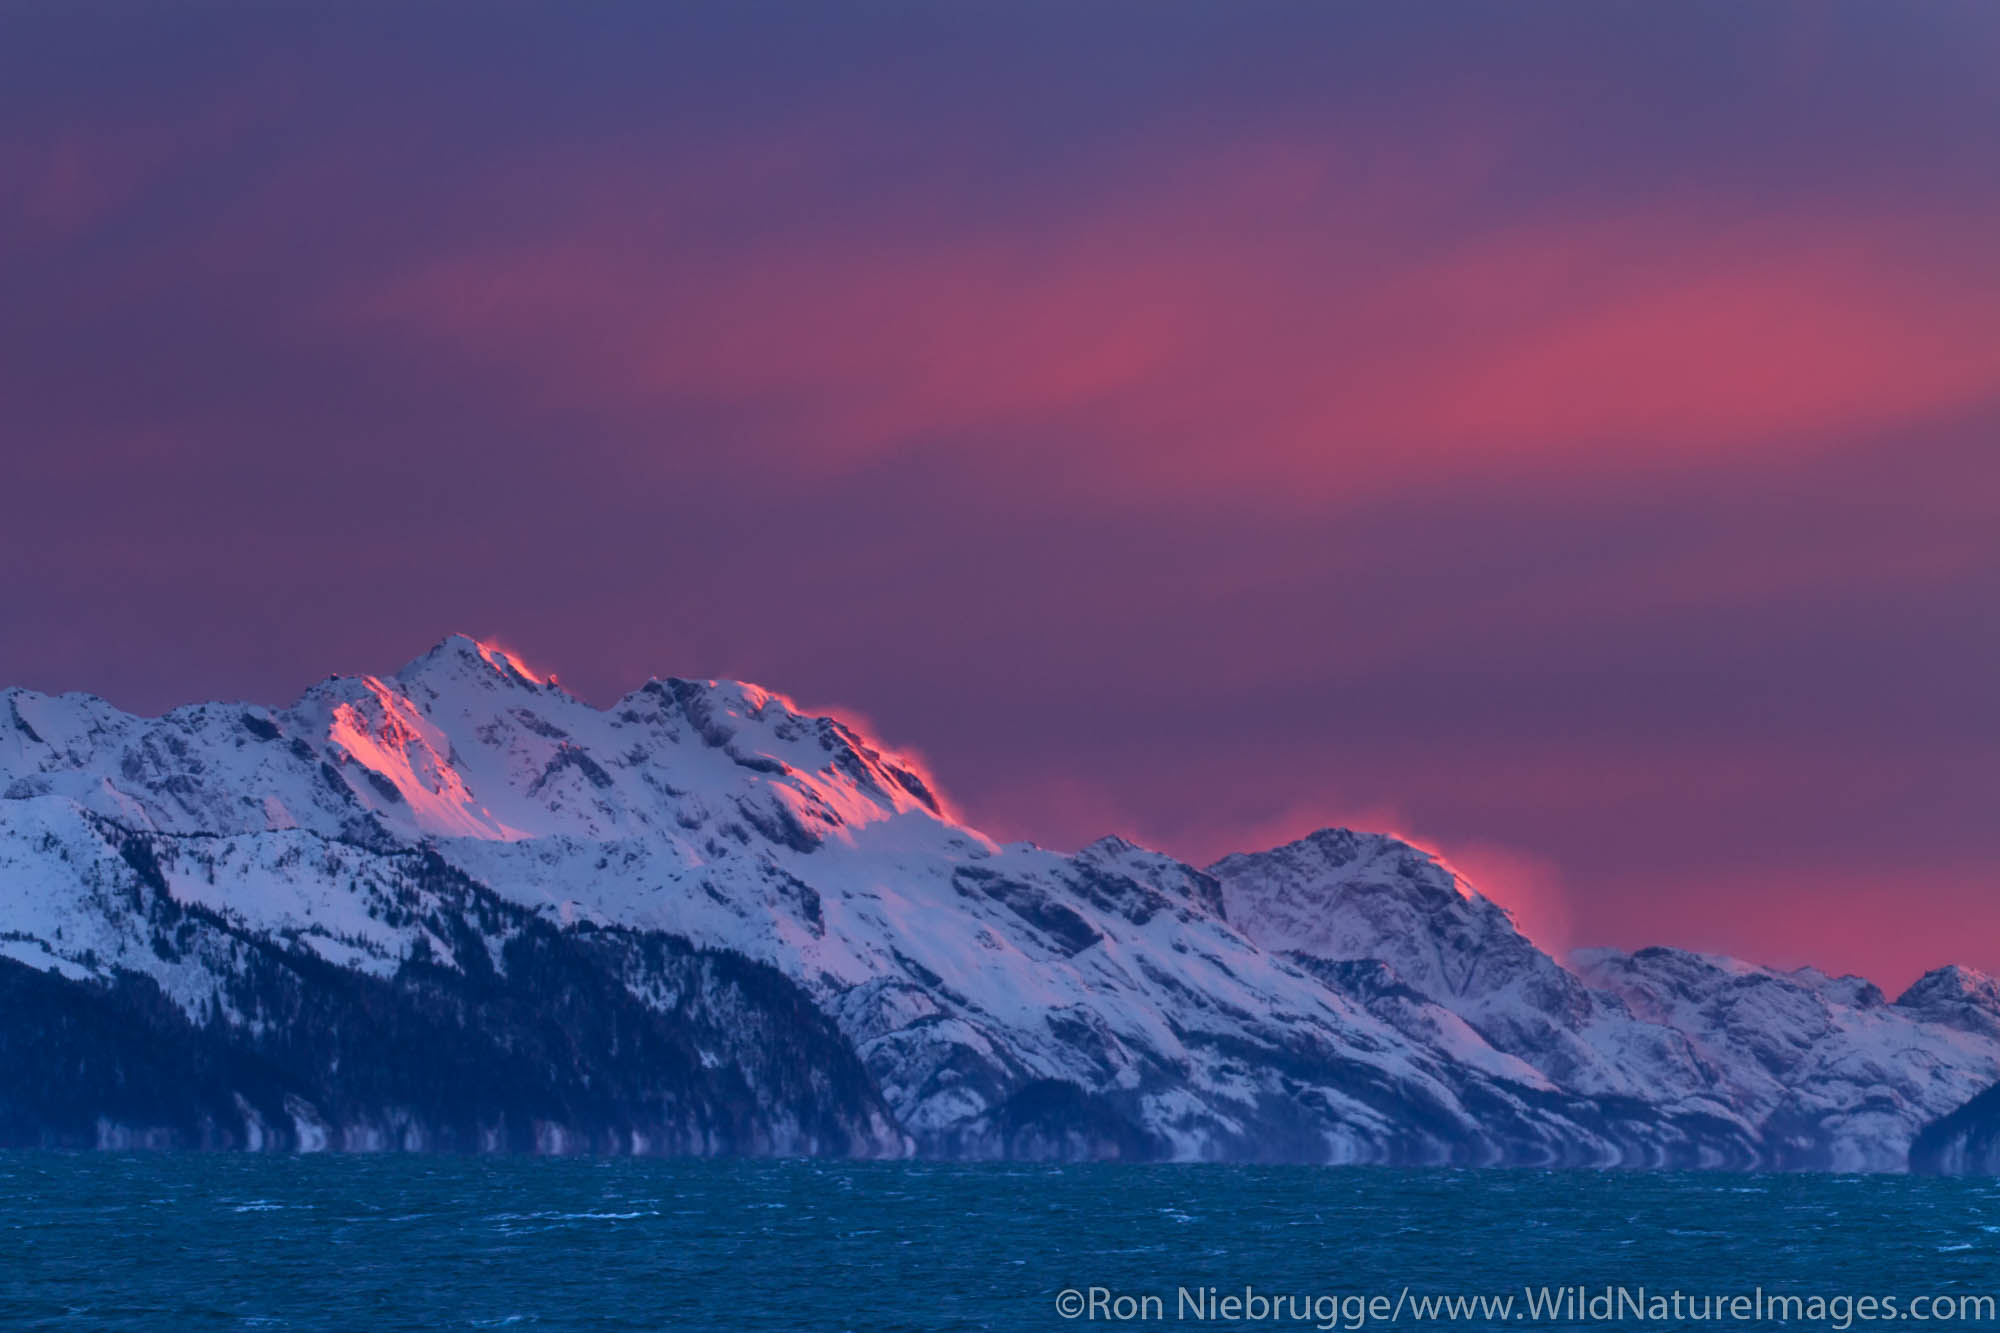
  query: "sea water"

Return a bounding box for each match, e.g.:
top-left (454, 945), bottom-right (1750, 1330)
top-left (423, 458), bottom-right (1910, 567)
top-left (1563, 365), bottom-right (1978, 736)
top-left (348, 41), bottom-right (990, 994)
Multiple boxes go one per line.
top-left (3, 1154), bottom-right (1998, 1330)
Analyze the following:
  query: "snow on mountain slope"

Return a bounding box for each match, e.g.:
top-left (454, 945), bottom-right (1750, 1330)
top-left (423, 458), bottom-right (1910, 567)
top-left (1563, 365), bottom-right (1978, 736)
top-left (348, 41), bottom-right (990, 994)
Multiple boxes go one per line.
top-left (1572, 948), bottom-right (2000, 1170)
top-left (0, 635), bottom-right (1989, 1166)
top-left (1208, 829), bottom-right (2000, 1168)
top-left (0, 790), bottom-right (908, 1155)
top-left (0, 792), bottom-right (415, 1007)
top-left (1209, 830), bottom-right (1721, 1104)
top-left (1894, 965), bottom-right (2000, 1040)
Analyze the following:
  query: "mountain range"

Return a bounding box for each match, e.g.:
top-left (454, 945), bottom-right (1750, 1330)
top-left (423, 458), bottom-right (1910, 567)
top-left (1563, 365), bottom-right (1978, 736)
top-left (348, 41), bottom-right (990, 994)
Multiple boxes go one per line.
top-left (2, 634), bottom-right (1994, 1169)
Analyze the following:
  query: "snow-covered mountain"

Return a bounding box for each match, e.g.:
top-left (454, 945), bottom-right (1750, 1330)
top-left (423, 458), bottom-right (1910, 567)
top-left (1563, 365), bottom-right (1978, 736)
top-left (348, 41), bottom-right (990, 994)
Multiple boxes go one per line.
top-left (0, 635), bottom-right (1991, 1167)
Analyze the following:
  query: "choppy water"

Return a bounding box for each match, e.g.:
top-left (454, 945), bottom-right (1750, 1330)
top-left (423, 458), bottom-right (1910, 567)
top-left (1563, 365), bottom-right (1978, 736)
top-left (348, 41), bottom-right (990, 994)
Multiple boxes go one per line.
top-left (4, 1155), bottom-right (2000, 1330)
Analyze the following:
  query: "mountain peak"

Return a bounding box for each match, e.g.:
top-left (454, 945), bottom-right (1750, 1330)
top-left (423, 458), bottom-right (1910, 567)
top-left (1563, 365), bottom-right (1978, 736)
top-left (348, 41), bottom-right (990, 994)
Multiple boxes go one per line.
top-left (1900, 964), bottom-right (2000, 1012)
top-left (397, 634), bottom-right (551, 692)
top-left (1208, 825), bottom-right (1466, 901)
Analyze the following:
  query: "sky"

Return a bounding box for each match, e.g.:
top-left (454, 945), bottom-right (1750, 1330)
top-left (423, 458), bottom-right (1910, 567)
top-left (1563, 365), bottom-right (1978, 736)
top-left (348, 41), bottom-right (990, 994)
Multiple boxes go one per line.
top-left (3, 2), bottom-right (1996, 990)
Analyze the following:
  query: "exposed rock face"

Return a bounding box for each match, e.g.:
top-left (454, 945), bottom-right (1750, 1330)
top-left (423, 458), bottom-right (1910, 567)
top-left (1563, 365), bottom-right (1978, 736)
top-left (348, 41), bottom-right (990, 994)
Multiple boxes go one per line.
top-left (0, 635), bottom-right (1989, 1167)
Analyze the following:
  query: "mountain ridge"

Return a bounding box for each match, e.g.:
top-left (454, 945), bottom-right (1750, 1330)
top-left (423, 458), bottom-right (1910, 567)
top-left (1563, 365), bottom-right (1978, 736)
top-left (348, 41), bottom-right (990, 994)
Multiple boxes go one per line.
top-left (1, 634), bottom-right (1991, 1168)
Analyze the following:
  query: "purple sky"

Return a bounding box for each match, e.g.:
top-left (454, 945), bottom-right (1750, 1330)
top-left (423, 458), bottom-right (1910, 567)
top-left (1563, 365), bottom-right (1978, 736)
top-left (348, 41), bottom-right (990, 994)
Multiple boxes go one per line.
top-left (4, 4), bottom-right (1997, 988)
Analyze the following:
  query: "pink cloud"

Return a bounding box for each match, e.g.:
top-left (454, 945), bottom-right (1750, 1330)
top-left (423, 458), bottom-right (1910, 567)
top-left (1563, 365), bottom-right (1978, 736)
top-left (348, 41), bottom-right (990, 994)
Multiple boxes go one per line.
top-left (340, 134), bottom-right (2000, 509)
